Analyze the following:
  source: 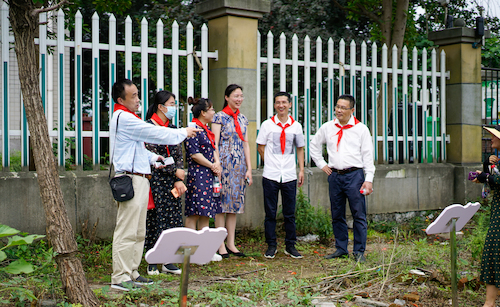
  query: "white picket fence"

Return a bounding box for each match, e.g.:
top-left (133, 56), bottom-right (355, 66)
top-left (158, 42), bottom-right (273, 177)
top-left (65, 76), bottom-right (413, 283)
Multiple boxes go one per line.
top-left (0, 5), bottom-right (217, 168)
top-left (0, 5), bottom-right (447, 169)
top-left (257, 31), bottom-right (448, 164)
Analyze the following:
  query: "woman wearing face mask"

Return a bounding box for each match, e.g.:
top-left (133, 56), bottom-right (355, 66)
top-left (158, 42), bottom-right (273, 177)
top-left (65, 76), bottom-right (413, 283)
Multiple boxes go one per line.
top-left (144, 90), bottom-right (187, 275)
top-left (212, 84), bottom-right (253, 258)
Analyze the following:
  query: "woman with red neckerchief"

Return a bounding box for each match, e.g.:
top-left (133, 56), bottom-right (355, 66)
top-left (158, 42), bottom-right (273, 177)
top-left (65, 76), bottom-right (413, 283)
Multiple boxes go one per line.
top-left (184, 97), bottom-right (223, 262)
top-left (143, 91), bottom-right (186, 276)
top-left (212, 84), bottom-right (253, 258)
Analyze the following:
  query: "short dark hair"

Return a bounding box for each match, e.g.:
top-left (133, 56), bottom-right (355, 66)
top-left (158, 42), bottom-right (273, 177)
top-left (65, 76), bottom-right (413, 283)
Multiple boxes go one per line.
top-left (223, 84), bottom-right (243, 108)
top-left (274, 91), bottom-right (291, 103)
top-left (112, 79), bottom-right (134, 104)
top-left (337, 94), bottom-right (355, 109)
top-left (188, 97), bottom-right (213, 118)
top-left (146, 90), bottom-right (176, 120)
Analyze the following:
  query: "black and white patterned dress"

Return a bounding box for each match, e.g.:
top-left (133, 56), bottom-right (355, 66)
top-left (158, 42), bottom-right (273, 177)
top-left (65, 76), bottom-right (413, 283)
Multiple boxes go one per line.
top-left (480, 161), bottom-right (500, 287)
top-left (144, 120), bottom-right (184, 252)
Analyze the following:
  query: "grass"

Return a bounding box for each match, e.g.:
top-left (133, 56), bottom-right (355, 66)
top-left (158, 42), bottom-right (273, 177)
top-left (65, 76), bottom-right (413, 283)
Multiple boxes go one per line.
top-left (0, 201), bottom-right (493, 306)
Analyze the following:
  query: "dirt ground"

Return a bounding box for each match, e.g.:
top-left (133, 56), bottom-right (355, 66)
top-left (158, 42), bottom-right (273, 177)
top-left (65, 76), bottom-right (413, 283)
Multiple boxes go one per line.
top-left (93, 234), bottom-right (487, 307)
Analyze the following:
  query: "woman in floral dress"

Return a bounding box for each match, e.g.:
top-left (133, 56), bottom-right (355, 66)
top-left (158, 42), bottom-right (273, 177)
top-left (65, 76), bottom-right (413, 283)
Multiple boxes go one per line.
top-left (184, 97), bottom-right (222, 263)
top-left (144, 91), bottom-right (186, 275)
top-left (474, 126), bottom-right (500, 307)
top-left (212, 84), bottom-right (253, 258)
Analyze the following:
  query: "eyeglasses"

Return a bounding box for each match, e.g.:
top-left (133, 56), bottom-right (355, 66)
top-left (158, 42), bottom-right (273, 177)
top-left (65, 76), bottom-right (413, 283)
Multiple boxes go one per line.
top-left (231, 95), bottom-right (245, 99)
top-left (335, 105), bottom-right (353, 111)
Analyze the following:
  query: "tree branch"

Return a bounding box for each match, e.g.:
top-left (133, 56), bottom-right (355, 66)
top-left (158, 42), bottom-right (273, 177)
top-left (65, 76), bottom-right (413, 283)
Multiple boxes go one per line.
top-left (32, 0), bottom-right (71, 16)
top-left (331, 0), bottom-right (382, 26)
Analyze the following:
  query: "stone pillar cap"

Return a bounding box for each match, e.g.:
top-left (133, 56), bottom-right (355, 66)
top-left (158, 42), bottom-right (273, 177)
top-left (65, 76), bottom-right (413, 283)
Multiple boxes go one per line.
top-left (428, 27), bottom-right (490, 46)
top-left (196, 0), bottom-right (270, 20)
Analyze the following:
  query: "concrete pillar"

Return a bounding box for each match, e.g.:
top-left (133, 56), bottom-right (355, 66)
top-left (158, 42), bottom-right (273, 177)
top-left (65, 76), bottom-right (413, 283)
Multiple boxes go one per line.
top-left (428, 27), bottom-right (483, 164)
top-left (196, 0), bottom-right (270, 169)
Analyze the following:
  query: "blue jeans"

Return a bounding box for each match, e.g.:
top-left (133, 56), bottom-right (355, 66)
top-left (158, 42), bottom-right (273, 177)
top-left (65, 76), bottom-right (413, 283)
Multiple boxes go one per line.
top-left (328, 169), bottom-right (367, 254)
top-left (262, 177), bottom-right (297, 248)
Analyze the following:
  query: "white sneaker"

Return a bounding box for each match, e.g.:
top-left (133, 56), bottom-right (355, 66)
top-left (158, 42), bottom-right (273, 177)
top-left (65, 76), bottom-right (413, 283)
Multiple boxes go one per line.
top-left (147, 265), bottom-right (160, 276)
top-left (211, 253), bottom-right (222, 262)
top-left (162, 263), bottom-right (182, 275)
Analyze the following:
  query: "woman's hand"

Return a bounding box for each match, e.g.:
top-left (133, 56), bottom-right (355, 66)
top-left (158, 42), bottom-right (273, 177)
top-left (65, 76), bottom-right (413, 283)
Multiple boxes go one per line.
top-left (489, 155), bottom-right (499, 165)
top-left (174, 181), bottom-right (187, 196)
top-left (175, 168), bottom-right (185, 181)
top-left (472, 170), bottom-right (482, 183)
top-left (211, 161), bottom-right (221, 175)
top-left (245, 169), bottom-right (253, 186)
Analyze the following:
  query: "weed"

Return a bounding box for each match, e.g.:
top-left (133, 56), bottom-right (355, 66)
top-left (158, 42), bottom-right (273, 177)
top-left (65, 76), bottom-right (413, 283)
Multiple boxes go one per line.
top-left (295, 188), bottom-right (333, 243)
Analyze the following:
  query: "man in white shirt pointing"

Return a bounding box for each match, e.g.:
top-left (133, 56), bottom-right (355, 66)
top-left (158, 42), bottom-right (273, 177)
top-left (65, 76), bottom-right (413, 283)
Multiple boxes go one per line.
top-left (109, 79), bottom-right (200, 291)
top-left (309, 94), bottom-right (375, 263)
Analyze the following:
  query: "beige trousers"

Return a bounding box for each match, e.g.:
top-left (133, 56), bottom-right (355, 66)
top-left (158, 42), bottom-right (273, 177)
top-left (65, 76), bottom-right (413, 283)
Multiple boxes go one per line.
top-left (111, 175), bottom-right (150, 284)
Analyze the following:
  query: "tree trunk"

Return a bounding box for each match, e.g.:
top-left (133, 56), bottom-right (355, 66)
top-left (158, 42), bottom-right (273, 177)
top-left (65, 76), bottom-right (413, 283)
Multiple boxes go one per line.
top-left (375, 0), bottom-right (409, 163)
top-left (7, 1), bottom-right (99, 305)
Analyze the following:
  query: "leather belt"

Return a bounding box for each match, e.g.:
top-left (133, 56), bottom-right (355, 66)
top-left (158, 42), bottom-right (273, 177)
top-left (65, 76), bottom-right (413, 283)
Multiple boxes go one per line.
top-left (331, 167), bottom-right (362, 175)
top-left (125, 171), bottom-right (152, 180)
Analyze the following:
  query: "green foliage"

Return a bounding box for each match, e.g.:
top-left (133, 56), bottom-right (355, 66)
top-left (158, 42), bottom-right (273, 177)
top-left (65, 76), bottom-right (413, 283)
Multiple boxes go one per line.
top-left (0, 151), bottom-right (22, 172)
top-left (0, 225), bottom-right (45, 274)
top-left (482, 36), bottom-right (500, 68)
top-left (463, 205), bottom-right (490, 264)
top-left (0, 224), bottom-right (54, 305)
top-left (295, 188), bottom-right (333, 243)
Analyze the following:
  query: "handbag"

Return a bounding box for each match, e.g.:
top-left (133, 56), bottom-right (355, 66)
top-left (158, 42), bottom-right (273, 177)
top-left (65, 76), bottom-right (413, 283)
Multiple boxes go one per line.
top-left (109, 175), bottom-right (134, 202)
top-left (109, 112), bottom-right (135, 202)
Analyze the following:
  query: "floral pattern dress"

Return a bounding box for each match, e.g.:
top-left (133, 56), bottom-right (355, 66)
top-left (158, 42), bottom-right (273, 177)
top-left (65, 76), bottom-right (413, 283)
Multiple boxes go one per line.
top-left (184, 125), bottom-right (221, 218)
top-left (480, 161), bottom-right (500, 287)
top-left (144, 120), bottom-right (184, 252)
top-left (213, 111), bottom-right (248, 214)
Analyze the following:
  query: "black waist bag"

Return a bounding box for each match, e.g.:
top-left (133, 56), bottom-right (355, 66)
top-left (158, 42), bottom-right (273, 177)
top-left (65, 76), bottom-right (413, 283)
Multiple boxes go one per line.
top-left (109, 175), bottom-right (134, 202)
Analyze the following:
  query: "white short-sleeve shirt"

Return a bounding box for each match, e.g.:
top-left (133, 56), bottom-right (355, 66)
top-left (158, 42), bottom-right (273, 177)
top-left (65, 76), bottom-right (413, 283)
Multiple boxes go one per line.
top-left (256, 115), bottom-right (305, 183)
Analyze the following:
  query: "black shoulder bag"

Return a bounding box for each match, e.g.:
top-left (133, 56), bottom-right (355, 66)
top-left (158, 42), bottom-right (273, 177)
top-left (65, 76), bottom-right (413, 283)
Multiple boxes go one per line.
top-left (109, 112), bottom-right (135, 202)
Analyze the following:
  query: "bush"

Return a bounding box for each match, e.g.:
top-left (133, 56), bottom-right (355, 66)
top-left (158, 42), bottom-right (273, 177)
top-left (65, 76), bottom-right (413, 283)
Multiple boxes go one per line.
top-left (295, 188), bottom-right (332, 243)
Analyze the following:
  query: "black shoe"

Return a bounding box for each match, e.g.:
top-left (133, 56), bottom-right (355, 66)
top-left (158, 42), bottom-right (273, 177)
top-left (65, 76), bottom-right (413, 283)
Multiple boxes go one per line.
top-left (218, 253), bottom-right (230, 259)
top-left (111, 280), bottom-right (141, 291)
top-left (284, 246), bottom-right (303, 259)
top-left (324, 250), bottom-right (348, 259)
top-left (264, 246), bottom-right (277, 259)
top-left (227, 247), bottom-right (246, 257)
top-left (353, 253), bottom-right (366, 263)
top-left (133, 275), bottom-right (153, 285)
top-left (162, 263), bottom-right (182, 275)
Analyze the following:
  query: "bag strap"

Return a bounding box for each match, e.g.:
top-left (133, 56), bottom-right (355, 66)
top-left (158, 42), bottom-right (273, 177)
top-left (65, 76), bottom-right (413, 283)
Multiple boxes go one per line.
top-left (108, 112), bottom-right (121, 181)
top-left (108, 111), bottom-right (136, 181)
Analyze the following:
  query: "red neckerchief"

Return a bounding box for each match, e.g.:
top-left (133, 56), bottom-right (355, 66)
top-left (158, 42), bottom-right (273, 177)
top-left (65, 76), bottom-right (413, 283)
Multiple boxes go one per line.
top-left (113, 103), bottom-right (140, 119)
top-left (151, 113), bottom-right (169, 127)
top-left (150, 113), bottom-right (171, 157)
top-left (335, 117), bottom-right (360, 151)
top-left (271, 115), bottom-right (295, 154)
top-left (192, 118), bottom-right (216, 149)
top-left (222, 106), bottom-right (245, 141)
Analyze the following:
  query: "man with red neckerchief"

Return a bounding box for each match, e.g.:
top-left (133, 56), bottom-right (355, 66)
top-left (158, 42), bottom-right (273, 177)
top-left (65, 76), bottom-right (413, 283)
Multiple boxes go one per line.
top-left (109, 79), bottom-right (200, 291)
top-left (256, 91), bottom-right (305, 259)
top-left (310, 94), bottom-right (375, 263)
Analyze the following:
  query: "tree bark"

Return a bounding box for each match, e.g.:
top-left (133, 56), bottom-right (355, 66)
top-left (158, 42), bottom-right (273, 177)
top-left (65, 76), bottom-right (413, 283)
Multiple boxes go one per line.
top-left (7, 1), bottom-right (99, 305)
top-left (375, 0), bottom-right (409, 163)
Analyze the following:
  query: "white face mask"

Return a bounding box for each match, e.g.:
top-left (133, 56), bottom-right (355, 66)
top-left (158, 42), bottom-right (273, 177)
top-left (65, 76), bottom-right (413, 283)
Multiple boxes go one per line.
top-left (164, 106), bottom-right (177, 119)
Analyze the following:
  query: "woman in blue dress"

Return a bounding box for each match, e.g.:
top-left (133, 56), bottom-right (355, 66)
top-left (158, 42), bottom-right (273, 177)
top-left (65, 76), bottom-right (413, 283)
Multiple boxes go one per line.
top-left (185, 97), bottom-right (222, 245)
top-left (212, 84), bottom-right (253, 258)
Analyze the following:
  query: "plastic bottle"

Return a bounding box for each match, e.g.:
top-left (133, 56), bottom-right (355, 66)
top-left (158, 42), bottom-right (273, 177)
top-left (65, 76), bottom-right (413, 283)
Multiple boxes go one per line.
top-left (213, 176), bottom-right (221, 197)
top-left (482, 184), bottom-right (490, 199)
top-left (360, 188), bottom-right (369, 195)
